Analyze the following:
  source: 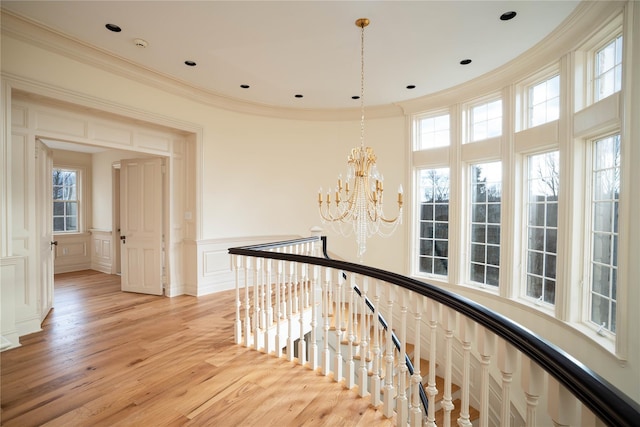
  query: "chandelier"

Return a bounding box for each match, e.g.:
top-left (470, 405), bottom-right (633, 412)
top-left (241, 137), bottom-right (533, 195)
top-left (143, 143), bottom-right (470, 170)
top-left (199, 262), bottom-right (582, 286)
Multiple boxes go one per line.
top-left (318, 18), bottom-right (403, 259)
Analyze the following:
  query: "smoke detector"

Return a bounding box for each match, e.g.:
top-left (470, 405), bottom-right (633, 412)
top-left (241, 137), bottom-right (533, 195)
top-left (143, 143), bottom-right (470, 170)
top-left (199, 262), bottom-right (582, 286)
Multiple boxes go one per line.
top-left (133, 38), bottom-right (148, 48)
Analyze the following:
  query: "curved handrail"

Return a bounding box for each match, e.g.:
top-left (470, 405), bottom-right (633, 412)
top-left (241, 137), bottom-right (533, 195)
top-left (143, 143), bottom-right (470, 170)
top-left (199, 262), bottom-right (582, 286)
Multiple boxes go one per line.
top-left (229, 237), bottom-right (640, 427)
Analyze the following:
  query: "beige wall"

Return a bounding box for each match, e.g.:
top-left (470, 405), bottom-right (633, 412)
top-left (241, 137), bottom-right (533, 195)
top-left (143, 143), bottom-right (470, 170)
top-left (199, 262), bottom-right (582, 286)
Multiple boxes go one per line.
top-left (1, 2), bottom-right (638, 404)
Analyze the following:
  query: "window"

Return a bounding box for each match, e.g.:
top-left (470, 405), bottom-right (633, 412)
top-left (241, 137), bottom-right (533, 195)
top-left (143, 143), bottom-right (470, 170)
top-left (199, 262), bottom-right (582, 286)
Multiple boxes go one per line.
top-left (529, 75), bottom-right (560, 127)
top-left (594, 35), bottom-right (622, 102)
top-left (525, 152), bottom-right (559, 304)
top-left (469, 99), bottom-right (502, 142)
top-left (470, 162), bottom-right (501, 287)
top-left (53, 168), bottom-right (79, 233)
top-left (417, 168), bottom-right (449, 276)
top-left (589, 135), bottom-right (620, 333)
top-left (415, 113), bottom-right (449, 150)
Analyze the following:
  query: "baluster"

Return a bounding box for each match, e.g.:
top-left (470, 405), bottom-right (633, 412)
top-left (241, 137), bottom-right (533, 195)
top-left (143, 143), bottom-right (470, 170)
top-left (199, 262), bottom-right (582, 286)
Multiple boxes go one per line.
top-left (244, 257), bottom-right (252, 348)
top-left (233, 255), bottom-right (242, 345)
top-left (521, 356), bottom-right (544, 426)
top-left (345, 276), bottom-right (355, 389)
top-left (370, 279), bottom-right (382, 407)
top-left (478, 326), bottom-right (496, 427)
top-left (441, 307), bottom-right (456, 426)
top-left (410, 295), bottom-right (426, 427)
top-left (253, 258), bottom-right (262, 350)
top-left (425, 299), bottom-right (438, 427)
top-left (396, 289), bottom-right (409, 427)
top-left (309, 264), bottom-right (319, 371)
top-left (382, 284), bottom-right (396, 418)
top-left (548, 377), bottom-right (577, 426)
top-left (259, 258), bottom-right (266, 331)
top-left (358, 276), bottom-right (370, 397)
top-left (333, 270), bottom-right (344, 382)
top-left (286, 261), bottom-right (295, 361)
top-left (292, 246), bottom-right (299, 312)
top-left (275, 260), bottom-right (284, 357)
top-left (498, 338), bottom-right (518, 426)
top-left (321, 267), bottom-right (331, 376)
top-left (263, 259), bottom-right (273, 354)
top-left (457, 316), bottom-right (475, 427)
top-left (298, 262), bottom-right (307, 365)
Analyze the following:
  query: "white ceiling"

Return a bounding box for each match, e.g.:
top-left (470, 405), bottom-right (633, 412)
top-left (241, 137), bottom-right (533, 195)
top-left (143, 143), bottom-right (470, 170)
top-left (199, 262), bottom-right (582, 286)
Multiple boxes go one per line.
top-left (2, 1), bottom-right (580, 110)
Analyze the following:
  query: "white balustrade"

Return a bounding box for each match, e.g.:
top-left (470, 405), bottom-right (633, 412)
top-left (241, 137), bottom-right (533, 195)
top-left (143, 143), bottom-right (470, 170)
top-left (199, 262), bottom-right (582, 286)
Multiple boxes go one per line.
top-left (230, 241), bottom-right (628, 427)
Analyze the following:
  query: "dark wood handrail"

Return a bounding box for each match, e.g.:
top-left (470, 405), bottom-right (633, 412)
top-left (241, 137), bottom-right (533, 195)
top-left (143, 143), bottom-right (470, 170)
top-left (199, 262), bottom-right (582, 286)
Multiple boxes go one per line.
top-left (229, 237), bottom-right (640, 427)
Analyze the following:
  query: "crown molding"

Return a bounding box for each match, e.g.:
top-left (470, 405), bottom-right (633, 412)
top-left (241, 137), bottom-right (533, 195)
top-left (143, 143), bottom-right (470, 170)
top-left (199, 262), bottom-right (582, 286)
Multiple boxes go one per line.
top-left (0, 9), bottom-right (403, 121)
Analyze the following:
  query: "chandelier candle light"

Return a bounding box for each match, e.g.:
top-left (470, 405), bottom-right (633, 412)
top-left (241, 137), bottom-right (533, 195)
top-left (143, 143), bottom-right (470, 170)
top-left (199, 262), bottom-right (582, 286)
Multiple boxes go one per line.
top-left (318, 18), bottom-right (403, 260)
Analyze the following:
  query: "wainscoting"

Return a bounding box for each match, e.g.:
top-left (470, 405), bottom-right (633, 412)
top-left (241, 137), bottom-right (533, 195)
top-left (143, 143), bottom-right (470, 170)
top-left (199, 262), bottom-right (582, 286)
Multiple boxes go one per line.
top-left (53, 232), bottom-right (91, 273)
top-left (183, 235), bottom-right (301, 297)
top-left (90, 229), bottom-right (113, 274)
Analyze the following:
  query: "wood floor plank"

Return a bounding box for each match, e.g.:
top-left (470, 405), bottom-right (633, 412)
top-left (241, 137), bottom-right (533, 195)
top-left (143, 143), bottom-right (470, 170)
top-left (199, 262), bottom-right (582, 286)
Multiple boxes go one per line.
top-left (1, 270), bottom-right (395, 426)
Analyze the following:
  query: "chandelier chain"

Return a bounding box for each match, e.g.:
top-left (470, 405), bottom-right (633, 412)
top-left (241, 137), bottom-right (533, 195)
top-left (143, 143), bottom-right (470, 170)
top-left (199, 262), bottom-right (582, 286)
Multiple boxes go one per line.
top-left (360, 22), bottom-right (365, 149)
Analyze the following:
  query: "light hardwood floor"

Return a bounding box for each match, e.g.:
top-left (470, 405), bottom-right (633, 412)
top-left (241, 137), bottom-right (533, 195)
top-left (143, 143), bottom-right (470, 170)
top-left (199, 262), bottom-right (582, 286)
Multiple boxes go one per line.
top-left (1, 270), bottom-right (394, 426)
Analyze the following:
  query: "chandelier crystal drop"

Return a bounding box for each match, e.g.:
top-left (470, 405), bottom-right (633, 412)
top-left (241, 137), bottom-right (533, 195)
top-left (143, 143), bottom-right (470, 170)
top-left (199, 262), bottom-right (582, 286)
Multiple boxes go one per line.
top-left (318, 18), bottom-right (403, 260)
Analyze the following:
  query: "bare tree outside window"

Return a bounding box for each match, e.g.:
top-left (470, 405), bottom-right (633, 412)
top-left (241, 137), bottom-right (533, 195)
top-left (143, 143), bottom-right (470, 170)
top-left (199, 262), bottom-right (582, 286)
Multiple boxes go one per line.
top-left (417, 168), bottom-right (449, 276)
top-left (590, 135), bottom-right (620, 333)
top-left (526, 152), bottom-right (559, 304)
top-left (470, 162), bottom-right (501, 287)
top-left (53, 168), bottom-right (78, 232)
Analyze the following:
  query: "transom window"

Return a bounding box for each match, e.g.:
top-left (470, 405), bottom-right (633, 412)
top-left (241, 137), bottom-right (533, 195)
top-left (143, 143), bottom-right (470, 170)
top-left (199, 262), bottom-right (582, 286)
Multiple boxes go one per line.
top-left (529, 75), bottom-right (560, 127)
top-left (469, 162), bottom-right (502, 287)
top-left (594, 35), bottom-right (622, 102)
top-left (469, 99), bottom-right (502, 142)
top-left (525, 151), bottom-right (559, 304)
top-left (53, 168), bottom-right (79, 233)
top-left (589, 134), bottom-right (620, 333)
top-left (415, 113), bottom-right (450, 150)
top-left (416, 168), bottom-right (449, 277)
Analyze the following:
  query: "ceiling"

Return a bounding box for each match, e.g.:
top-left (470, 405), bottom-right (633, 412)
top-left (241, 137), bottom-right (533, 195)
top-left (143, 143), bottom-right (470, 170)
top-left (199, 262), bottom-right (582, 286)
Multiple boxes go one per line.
top-left (2, 1), bottom-right (581, 110)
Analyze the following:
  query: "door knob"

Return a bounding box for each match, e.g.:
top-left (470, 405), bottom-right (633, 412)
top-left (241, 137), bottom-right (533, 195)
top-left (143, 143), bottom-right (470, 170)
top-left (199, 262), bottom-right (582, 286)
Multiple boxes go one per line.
top-left (120, 235), bottom-right (126, 244)
top-left (50, 240), bottom-right (58, 249)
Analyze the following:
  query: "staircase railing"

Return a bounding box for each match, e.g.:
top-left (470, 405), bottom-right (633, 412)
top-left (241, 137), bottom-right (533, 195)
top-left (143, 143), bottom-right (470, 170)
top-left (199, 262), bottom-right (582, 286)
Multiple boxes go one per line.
top-left (228, 236), bottom-right (640, 427)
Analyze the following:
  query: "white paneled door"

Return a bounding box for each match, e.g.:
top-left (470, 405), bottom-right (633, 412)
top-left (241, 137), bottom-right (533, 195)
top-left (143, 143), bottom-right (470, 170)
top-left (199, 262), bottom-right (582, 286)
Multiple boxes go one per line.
top-left (37, 140), bottom-right (54, 320)
top-left (120, 157), bottom-right (164, 295)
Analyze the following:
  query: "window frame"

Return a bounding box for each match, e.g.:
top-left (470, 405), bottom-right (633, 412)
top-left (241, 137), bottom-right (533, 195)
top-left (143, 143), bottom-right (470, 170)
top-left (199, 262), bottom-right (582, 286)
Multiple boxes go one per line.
top-left (522, 150), bottom-right (560, 307)
top-left (414, 166), bottom-right (451, 279)
top-left (52, 166), bottom-right (84, 235)
top-left (413, 110), bottom-right (451, 151)
top-left (464, 96), bottom-right (503, 144)
top-left (583, 133), bottom-right (621, 337)
top-left (592, 34), bottom-right (623, 104)
top-left (467, 161), bottom-right (502, 289)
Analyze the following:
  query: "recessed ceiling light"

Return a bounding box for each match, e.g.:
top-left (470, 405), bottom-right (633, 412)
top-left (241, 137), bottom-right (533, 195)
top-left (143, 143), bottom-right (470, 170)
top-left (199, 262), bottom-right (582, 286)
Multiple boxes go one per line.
top-left (352, 95), bottom-right (360, 100)
top-left (406, 85), bottom-right (416, 89)
top-left (184, 60), bottom-right (196, 67)
top-left (294, 94), bottom-right (303, 98)
top-left (240, 84), bottom-right (250, 89)
top-left (105, 23), bottom-right (121, 33)
top-left (500, 11), bottom-right (517, 21)
top-left (460, 59), bottom-right (472, 65)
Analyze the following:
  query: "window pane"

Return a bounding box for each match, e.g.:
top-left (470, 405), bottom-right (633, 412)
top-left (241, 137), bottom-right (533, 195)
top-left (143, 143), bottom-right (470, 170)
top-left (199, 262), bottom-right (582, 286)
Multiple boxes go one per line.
top-left (595, 36), bottom-right (623, 102)
top-left (525, 152), bottom-right (559, 304)
top-left (417, 114), bottom-right (450, 150)
top-left (469, 100), bottom-right (502, 142)
top-left (528, 75), bottom-right (560, 128)
top-left (469, 162), bottom-right (501, 287)
top-left (589, 135), bottom-right (620, 333)
top-left (416, 168), bottom-right (449, 277)
top-left (52, 168), bottom-right (79, 233)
